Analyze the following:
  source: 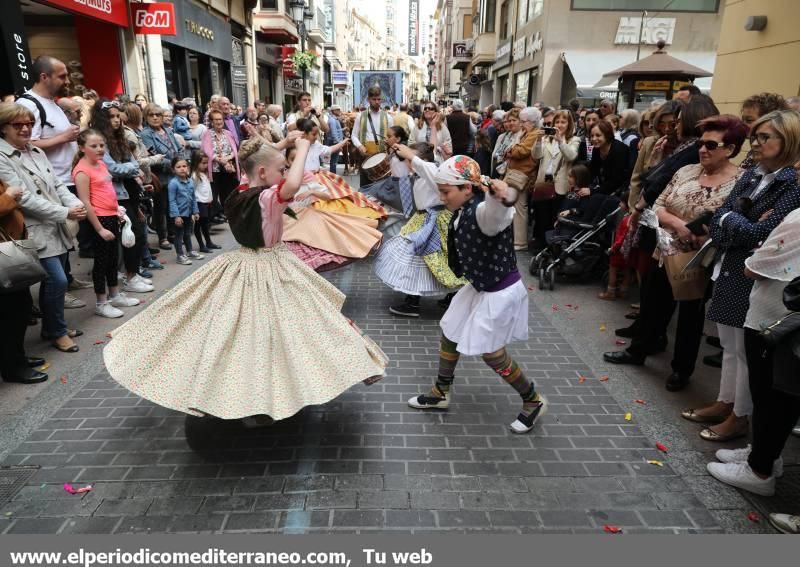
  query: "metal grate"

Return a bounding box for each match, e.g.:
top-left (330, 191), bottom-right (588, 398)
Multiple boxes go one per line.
top-left (0, 467), bottom-right (38, 505)
top-left (741, 465), bottom-right (800, 523)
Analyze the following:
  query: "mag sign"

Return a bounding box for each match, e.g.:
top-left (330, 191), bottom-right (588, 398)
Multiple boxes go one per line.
top-left (352, 71), bottom-right (404, 107)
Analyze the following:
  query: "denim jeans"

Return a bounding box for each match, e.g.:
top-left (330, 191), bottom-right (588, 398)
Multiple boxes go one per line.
top-left (329, 151), bottom-right (340, 173)
top-left (39, 253), bottom-right (69, 338)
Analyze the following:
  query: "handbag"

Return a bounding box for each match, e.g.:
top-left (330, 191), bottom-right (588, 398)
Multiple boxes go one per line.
top-left (760, 277), bottom-right (800, 346)
top-left (0, 226), bottom-right (46, 294)
top-left (531, 152), bottom-right (564, 202)
top-left (662, 251), bottom-right (708, 301)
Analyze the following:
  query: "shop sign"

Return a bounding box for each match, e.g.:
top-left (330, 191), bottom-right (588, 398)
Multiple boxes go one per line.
top-left (672, 80), bottom-right (692, 90)
top-left (634, 80), bottom-right (671, 90)
top-left (452, 42), bottom-right (473, 59)
top-left (513, 37), bottom-right (526, 61)
top-left (495, 39), bottom-right (512, 68)
top-left (599, 91), bottom-right (616, 99)
top-left (525, 31), bottom-right (543, 58)
top-left (408, 0), bottom-right (419, 56)
top-left (160, 0), bottom-right (232, 62)
top-left (279, 47), bottom-right (296, 78)
top-left (0, 1), bottom-right (33, 93)
top-left (232, 65), bottom-right (248, 84)
top-left (615, 17), bottom-right (675, 45)
top-left (284, 77), bottom-right (303, 91)
top-left (309, 69), bottom-right (321, 86)
top-left (39, 0), bottom-right (129, 27)
top-left (332, 70), bottom-right (348, 85)
top-left (323, 84), bottom-right (333, 94)
top-left (131, 2), bottom-right (176, 36)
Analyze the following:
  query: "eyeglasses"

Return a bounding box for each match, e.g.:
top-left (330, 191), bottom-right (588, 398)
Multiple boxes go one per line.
top-left (8, 121), bottom-right (34, 131)
top-left (101, 101), bottom-right (120, 109)
top-left (695, 139), bottom-right (728, 151)
top-left (424, 107), bottom-right (436, 111)
top-left (750, 132), bottom-right (778, 146)
top-left (148, 113), bottom-right (163, 117)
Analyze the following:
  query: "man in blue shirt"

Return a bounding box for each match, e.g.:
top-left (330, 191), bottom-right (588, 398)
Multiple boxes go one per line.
top-left (325, 106), bottom-right (345, 173)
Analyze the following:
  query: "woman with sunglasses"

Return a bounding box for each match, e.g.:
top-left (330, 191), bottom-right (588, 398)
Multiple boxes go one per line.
top-left (686, 110), bottom-right (800, 444)
top-left (0, 103), bottom-right (87, 355)
top-left (604, 115), bottom-right (748, 393)
top-left (140, 103), bottom-right (183, 251)
top-left (415, 104), bottom-right (452, 164)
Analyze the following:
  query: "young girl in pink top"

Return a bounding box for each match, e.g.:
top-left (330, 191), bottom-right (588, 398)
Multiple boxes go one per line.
top-left (73, 129), bottom-right (140, 319)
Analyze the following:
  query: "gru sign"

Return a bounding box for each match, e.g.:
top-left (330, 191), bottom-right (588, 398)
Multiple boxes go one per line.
top-left (131, 2), bottom-right (177, 35)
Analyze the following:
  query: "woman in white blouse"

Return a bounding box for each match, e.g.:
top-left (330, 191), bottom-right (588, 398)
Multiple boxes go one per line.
top-left (415, 103), bottom-right (452, 164)
top-left (531, 109), bottom-right (580, 248)
top-left (492, 109), bottom-right (522, 178)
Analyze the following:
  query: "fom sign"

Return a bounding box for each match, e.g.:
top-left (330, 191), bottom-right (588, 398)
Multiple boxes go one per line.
top-left (132, 2), bottom-right (177, 35)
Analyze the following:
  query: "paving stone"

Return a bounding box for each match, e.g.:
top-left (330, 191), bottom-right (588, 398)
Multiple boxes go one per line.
top-left (223, 512), bottom-right (280, 531)
top-left (638, 510), bottom-right (694, 528)
top-left (168, 514), bottom-right (225, 533)
top-left (332, 510), bottom-right (385, 527)
top-left (357, 491), bottom-right (409, 509)
top-left (437, 510), bottom-right (490, 528)
top-left (306, 491), bottom-right (357, 509)
top-left (410, 492), bottom-right (459, 510)
top-left (200, 495), bottom-right (257, 513)
top-left (61, 517), bottom-right (119, 534)
top-left (94, 499), bottom-right (152, 517)
top-left (114, 516), bottom-right (172, 534)
top-left (253, 494), bottom-right (306, 511)
top-left (147, 497), bottom-right (204, 516)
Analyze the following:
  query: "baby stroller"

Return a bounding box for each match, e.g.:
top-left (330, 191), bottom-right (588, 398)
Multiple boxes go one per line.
top-left (530, 193), bottom-right (623, 290)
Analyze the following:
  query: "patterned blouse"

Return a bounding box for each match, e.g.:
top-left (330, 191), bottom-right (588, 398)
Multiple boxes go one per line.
top-left (654, 163), bottom-right (741, 253)
top-left (211, 130), bottom-right (233, 173)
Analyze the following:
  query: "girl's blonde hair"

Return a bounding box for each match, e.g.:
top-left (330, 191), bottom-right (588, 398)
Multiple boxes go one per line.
top-left (239, 138), bottom-right (283, 177)
top-left (72, 128), bottom-right (104, 169)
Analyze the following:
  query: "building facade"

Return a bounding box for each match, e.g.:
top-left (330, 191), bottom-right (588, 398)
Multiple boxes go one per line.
top-left (434, 0), bottom-right (725, 109)
top-left (710, 0), bottom-right (800, 115)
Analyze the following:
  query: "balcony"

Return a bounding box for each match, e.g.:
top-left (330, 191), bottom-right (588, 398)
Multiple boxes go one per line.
top-left (471, 32), bottom-right (496, 67)
top-left (254, 8), bottom-right (299, 45)
top-left (308, 7), bottom-right (330, 44)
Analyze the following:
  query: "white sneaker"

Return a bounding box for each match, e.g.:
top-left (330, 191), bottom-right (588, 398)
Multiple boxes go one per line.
top-left (64, 293), bottom-right (86, 309)
top-left (177, 255), bottom-right (192, 265)
top-left (510, 395), bottom-right (548, 434)
top-left (769, 513), bottom-right (800, 534)
top-left (715, 444), bottom-right (783, 477)
top-left (109, 293), bottom-right (140, 308)
top-left (408, 388), bottom-right (450, 410)
top-left (123, 278), bottom-right (154, 294)
top-left (792, 425), bottom-right (800, 438)
top-left (95, 302), bottom-right (123, 318)
top-left (188, 251), bottom-right (204, 260)
top-left (131, 274), bottom-right (153, 285)
top-left (706, 461), bottom-right (775, 496)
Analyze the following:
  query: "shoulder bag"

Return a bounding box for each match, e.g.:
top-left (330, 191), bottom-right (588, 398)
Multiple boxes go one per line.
top-left (662, 251), bottom-right (709, 301)
top-left (0, 225), bottom-right (46, 293)
top-left (531, 149), bottom-right (563, 202)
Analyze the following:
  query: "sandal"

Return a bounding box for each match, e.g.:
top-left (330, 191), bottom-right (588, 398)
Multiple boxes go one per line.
top-left (681, 408), bottom-right (730, 424)
top-left (598, 288), bottom-right (618, 300)
top-left (699, 426), bottom-right (748, 442)
top-left (51, 337), bottom-right (79, 353)
top-left (41, 329), bottom-right (83, 341)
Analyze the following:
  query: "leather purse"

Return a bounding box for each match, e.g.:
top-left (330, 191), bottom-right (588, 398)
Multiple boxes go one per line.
top-left (761, 277), bottom-right (800, 346)
top-left (531, 153), bottom-right (564, 202)
top-left (0, 226), bottom-right (46, 294)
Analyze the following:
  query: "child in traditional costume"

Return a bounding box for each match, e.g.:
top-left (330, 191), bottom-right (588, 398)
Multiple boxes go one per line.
top-left (407, 156), bottom-right (546, 434)
top-left (373, 142), bottom-right (466, 317)
top-left (103, 137), bottom-right (387, 422)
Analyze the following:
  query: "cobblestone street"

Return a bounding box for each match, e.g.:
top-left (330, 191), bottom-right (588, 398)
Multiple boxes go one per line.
top-left (4, 208), bottom-right (795, 534)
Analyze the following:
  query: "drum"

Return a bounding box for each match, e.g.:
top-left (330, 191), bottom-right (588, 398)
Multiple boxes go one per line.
top-left (361, 153), bottom-right (391, 182)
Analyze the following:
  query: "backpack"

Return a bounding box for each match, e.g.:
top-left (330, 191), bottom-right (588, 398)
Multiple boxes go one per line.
top-left (15, 93), bottom-right (54, 130)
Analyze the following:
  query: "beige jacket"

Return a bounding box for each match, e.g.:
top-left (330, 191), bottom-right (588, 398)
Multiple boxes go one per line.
top-left (0, 137), bottom-right (81, 259)
top-left (535, 136), bottom-right (581, 195)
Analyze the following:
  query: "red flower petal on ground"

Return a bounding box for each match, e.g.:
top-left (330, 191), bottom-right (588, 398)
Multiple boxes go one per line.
top-left (747, 512), bottom-right (760, 523)
top-left (634, 399), bottom-right (646, 405)
top-left (603, 525), bottom-right (623, 534)
top-left (656, 442), bottom-right (668, 453)
top-left (599, 375), bottom-right (609, 382)
top-left (93, 341), bottom-right (105, 345)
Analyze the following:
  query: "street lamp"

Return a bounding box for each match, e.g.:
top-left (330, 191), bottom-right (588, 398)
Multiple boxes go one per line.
top-left (289, 0), bottom-right (311, 92)
top-left (426, 57), bottom-right (436, 101)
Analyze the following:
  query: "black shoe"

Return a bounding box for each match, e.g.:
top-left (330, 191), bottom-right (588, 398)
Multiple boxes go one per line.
top-left (437, 292), bottom-right (456, 309)
top-left (703, 351), bottom-right (722, 368)
top-left (624, 311), bottom-right (639, 320)
top-left (199, 247), bottom-right (211, 253)
top-left (603, 350), bottom-right (645, 366)
top-left (706, 336), bottom-right (722, 349)
top-left (3, 368), bottom-right (48, 384)
top-left (31, 305), bottom-right (42, 318)
top-left (148, 247), bottom-right (160, 255)
top-left (26, 357), bottom-right (45, 368)
top-left (78, 249), bottom-right (94, 259)
top-left (207, 243), bottom-right (222, 250)
top-left (615, 325), bottom-right (637, 338)
top-left (389, 302), bottom-right (420, 318)
top-left (665, 372), bottom-right (690, 392)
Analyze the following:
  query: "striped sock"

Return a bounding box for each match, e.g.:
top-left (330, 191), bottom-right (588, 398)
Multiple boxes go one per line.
top-left (482, 348), bottom-right (539, 407)
top-left (434, 335), bottom-right (460, 395)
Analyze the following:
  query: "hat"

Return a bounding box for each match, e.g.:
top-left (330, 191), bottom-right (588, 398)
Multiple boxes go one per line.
top-left (331, 105), bottom-right (341, 111)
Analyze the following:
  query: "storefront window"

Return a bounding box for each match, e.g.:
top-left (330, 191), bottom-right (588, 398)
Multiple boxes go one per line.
top-left (514, 71), bottom-right (529, 105)
top-left (162, 46), bottom-right (176, 99)
top-left (498, 75), bottom-right (509, 102)
top-left (261, 0), bottom-right (278, 9)
top-left (211, 60), bottom-right (222, 96)
top-left (571, 0), bottom-right (718, 12)
top-left (528, 0), bottom-right (543, 20)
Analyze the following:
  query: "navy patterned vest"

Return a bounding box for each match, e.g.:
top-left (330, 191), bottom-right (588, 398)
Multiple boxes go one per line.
top-left (447, 196), bottom-right (517, 291)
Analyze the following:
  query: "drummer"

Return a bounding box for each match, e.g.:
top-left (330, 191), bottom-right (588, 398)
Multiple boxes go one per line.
top-left (352, 85), bottom-right (394, 187)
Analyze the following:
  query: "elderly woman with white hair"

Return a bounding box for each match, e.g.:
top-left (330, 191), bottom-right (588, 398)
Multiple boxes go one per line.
top-left (266, 104), bottom-right (284, 142)
top-left (503, 106), bottom-right (543, 250)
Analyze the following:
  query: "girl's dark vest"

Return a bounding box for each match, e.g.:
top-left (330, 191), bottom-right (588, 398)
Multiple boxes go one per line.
top-left (225, 186), bottom-right (267, 249)
top-left (447, 196), bottom-right (516, 291)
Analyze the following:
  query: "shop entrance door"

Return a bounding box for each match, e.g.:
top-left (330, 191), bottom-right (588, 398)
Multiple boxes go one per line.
top-left (189, 54), bottom-right (212, 109)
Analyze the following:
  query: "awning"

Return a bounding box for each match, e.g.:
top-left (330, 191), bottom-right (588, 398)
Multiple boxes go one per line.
top-left (259, 27), bottom-right (299, 45)
top-left (561, 50), bottom-right (639, 90)
top-left (452, 59), bottom-right (470, 71)
top-left (594, 46), bottom-right (713, 87)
